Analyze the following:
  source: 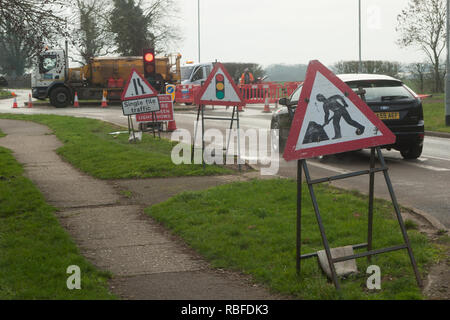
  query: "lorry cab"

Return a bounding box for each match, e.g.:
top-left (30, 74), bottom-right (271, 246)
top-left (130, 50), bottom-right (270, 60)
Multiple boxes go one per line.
top-left (31, 49), bottom-right (67, 101)
top-left (181, 62), bottom-right (214, 85)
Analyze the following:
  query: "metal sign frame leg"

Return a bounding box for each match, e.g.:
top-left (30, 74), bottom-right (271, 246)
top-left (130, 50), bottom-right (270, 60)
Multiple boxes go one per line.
top-left (129, 115), bottom-right (136, 143)
top-left (152, 111), bottom-right (160, 139)
top-left (302, 159), bottom-right (341, 290)
top-left (375, 147), bottom-right (422, 287)
top-left (127, 116), bottom-right (131, 135)
top-left (192, 105), bottom-right (202, 163)
top-left (236, 105), bottom-right (241, 172)
top-left (201, 104), bottom-right (205, 169)
top-left (151, 112), bottom-right (156, 138)
top-left (368, 148), bottom-right (375, 261)
top-left (225, 106), bottom-right (236, 158)
top-left (296, 159), bottom-right (303, 276)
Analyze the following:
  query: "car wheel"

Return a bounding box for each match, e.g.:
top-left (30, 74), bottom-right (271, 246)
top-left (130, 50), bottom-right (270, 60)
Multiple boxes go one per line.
top-left (271, 119), bottom-right (285, 154)
top-left (400, 144), bottom-right (423, 160)
top-left (50, 87), bottom-right (70, 108)
top-left (185, 102), bottom-right (193, 106)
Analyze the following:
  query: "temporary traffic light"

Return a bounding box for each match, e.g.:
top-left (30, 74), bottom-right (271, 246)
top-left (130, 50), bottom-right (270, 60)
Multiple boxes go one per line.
top-left (143, 48), bottom-right (156, 79)
top-left (215, 73), bottom-right (225, 99)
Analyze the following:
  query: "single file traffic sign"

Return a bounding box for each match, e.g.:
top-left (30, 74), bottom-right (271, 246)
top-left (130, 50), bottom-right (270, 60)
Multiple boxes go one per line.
top-left (283, 60), bottom-right (396, 161)
top-left (121, 68), bottom-right (160, 116)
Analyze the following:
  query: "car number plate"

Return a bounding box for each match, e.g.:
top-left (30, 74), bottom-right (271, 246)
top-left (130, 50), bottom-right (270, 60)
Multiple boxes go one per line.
top-left (376, 112), bottom-right (400, 120)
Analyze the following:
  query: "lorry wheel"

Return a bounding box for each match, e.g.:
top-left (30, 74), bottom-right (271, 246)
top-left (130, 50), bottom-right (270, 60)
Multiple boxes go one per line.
top-left (50, 87), bottom-right (70, 108)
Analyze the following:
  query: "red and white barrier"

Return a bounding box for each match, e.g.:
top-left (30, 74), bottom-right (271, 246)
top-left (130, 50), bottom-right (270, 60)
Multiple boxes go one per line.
top-left (174, 84), bottom-right (201, 104)
top-left (174, 82), bottom-right (302, 107)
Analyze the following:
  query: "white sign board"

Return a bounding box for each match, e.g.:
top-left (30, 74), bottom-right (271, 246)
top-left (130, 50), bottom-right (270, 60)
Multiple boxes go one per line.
top-left (122, 97), bottom-right (160, 116)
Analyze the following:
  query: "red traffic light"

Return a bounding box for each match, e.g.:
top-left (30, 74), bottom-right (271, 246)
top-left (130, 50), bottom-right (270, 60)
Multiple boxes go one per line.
top-left (143, 48), bottom-right (156, 79)
top-left (144, 52), bottom-right (154, 62)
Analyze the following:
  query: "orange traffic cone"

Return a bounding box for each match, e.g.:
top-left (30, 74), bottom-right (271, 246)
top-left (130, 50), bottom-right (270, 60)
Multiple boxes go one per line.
top-left (101, 90), bottom-right (108, 108)
top-left (12, 93), bottom-right (18, 108)
top-left (73, 92), bottom-right (79, 108)
top-left (28, 93), bottom-right (33, 108)
top-left (167, 119), bottom-right (177, 131)
top-left (263, 92), bottom-right (270, 113)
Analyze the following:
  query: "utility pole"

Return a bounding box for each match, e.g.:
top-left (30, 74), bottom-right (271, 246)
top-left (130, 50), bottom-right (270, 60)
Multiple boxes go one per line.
top-left (446, 0), bottom-right (450, 125)
top-left (358, 0), bottom-right (362, 73)
top-left (198, 0), bottom-right (201, 63)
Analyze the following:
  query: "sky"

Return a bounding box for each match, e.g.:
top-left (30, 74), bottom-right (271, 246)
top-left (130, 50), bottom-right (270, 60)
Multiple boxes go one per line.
top-left (175, 0), bottom-right (425, 67)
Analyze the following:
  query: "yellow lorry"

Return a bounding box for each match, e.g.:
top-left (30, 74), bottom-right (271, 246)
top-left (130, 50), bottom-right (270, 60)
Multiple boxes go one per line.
top-left (31, 49), bottom-right (181, 108)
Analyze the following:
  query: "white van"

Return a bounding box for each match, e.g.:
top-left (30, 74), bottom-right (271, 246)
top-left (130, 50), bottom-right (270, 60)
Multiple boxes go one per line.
top-left (181, 62), bottom-right (214, 85)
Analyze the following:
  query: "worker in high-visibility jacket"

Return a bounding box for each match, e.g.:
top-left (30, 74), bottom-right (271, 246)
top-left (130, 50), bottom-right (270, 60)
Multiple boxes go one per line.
top-left (239, 68), bottom-right (254, 85)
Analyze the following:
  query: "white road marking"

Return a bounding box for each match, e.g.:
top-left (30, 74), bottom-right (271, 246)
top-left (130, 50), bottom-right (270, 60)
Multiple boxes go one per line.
top-left (307, 161), bottom-right (351, 175)
top-left (307, 155), bottom-right (450, 174)
top-left (421, 154), bottom-right (450, 162)
top-left (387, 157), bottom-right (450, 172)
top-left (406, 163), bottom-right (450, 172)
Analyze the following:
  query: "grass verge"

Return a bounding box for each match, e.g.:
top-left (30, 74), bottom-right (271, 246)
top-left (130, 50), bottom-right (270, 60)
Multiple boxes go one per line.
top-left (0, 145), bottom-right (115, 299)
top-left (422, 94), bottom-right (450, 133)
top-left (0, 89), bottom-right (12, 100)
top-left (146, 178), bottom-right (441, 300)
top-left (0, 114), bottom-right (231, 179)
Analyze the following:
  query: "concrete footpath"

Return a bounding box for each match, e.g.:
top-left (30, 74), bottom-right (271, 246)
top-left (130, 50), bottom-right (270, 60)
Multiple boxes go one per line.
top-left (0, 119), bottom-right (282, 300)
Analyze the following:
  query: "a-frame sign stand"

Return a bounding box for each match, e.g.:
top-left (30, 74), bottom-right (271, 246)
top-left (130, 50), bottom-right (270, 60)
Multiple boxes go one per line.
top-left (151, 111), bottom-right (161, 139)
top-left (127, 115), bottom-right (136, 143)
top-left (191, 63), bottom-right (245, 171)
top-left (192, 104), bottom-right (241, 171)
top-left (284, 60), bottom-right (422, 291)
top-left (295, 148), bottom-right (422, 291)
top-left (126, 112), bottom-right (160, 143)
top-left (121, 68), bottom-right (161, 142)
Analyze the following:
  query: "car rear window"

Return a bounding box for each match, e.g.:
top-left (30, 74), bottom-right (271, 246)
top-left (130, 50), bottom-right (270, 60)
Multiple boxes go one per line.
top-left (346, 80), bottom-right (415, 102)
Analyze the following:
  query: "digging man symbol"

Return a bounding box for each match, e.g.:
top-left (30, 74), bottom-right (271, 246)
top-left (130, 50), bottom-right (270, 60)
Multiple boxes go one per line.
top-left (316, 93), bottom-right (365, 139)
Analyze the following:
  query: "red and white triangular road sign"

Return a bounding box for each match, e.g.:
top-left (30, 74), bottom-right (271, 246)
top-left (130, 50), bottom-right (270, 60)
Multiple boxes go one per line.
top-left (121, 68), bottom-right (158, 101)
top-left (283, 60), bottom-right (396, 161)
top-left (197, 62), bottom-right (245, 106)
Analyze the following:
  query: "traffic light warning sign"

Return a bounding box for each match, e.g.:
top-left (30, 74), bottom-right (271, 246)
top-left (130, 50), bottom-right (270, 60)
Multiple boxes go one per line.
top-left (197, 63), bottom-right (244, 106)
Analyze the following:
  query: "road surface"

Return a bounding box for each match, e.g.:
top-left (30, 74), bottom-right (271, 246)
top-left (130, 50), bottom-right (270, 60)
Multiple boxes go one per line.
top-left (1, 89), bottom-right (449, 228)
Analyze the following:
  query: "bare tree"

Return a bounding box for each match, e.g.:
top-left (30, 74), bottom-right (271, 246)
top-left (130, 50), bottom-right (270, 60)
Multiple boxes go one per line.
top-left (0, 0), bottom-right (73, 54)
top-left (332, 60), bottom-right (401, 77)
top-left (142, 0), bottom-right (181, 54)
top-left (396, 0), bottom-right (446, 92)
top-left (408, 62), bottom-right (430, 93)
top-left (72, 0), bottom-right (113, 65)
